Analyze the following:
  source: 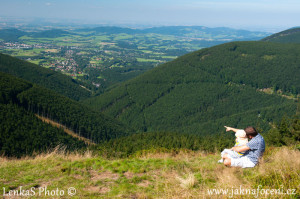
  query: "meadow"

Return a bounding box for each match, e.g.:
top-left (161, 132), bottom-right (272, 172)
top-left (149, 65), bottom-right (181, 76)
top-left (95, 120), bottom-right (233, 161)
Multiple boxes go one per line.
top-left (1, 146), bottom-right (299, 198)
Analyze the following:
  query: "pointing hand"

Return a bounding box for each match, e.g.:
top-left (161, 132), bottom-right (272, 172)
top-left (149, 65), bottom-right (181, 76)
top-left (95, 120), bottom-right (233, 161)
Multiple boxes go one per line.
top-left (224, 126), bottom-right (231, 132)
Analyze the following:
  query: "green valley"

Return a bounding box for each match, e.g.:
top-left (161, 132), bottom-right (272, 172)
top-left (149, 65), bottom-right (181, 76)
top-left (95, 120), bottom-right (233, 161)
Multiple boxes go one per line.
top-left (0, 26), bottom-right (270, 92)
top-left (1, 0), bottom-right (300, 197)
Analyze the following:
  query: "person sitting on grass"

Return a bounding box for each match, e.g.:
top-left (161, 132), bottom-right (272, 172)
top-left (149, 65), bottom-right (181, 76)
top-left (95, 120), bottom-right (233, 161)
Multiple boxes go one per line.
top-left (222, 126), bottom-right (265, 168)
top-left (218, 126), bottom-right (248, 163)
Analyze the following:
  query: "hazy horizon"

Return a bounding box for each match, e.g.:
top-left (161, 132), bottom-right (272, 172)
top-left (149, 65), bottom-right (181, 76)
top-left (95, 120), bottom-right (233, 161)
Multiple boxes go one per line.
top-left (1, 0), bottom-right (300, 32)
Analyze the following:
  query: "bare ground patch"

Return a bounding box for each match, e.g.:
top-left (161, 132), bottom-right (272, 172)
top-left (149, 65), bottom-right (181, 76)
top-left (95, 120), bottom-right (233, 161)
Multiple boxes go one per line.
top-left (123, 171), bottom-right (144, 179)
top-left (73, 174), bottom-right (84, 180)
top-left (38, 181), bottom-right (51, 188)
top-left (84, 185), bottom-right (110, 194)
top-left (90, 170), bottom-right (119, 182)
top-left (138, 180), bottom-right (151, 187)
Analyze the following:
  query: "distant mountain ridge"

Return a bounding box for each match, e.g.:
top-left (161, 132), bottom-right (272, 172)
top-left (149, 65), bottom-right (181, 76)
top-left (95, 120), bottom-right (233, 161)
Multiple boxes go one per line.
top-left (262, 27), bottom-right (300, 43)
top-left (0, 26), bottom-right (270, 41)
top-left (82, 26), bottom-right (269, 40)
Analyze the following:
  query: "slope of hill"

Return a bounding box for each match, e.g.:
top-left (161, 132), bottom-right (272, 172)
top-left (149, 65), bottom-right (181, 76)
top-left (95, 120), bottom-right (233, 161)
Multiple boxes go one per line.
top-left (0, 72), bottom-right (87, 157)
top-left (1, 146), bottom-right (299, 198)
top-left (83, 41), bottom-right (299, 135)
top-left (0, 53), bottom-right (91, 101)
top-left (262, 27), bottom-right (300, 43)
top-left (0, 72), bottom-right (130, 157)
top-left (0, 103), bottom-right (87, 157)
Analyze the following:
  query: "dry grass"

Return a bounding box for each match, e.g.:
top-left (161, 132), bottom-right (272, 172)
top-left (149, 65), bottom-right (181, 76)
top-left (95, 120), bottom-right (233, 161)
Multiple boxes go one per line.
top-left (137, 149), bottom-right (207, 160)
top-left (215, 167), bottom-right (245, 188)
top-left (177, 173), bottom-right (197, 189)
top-left (256, 147), bottom-right (300, 190)
top-left (0, 147), bottom-right (299, 198)
top-left (1, 146), bottom-right (93, 163)
top-left (32, 146), bottom-right (94, 162)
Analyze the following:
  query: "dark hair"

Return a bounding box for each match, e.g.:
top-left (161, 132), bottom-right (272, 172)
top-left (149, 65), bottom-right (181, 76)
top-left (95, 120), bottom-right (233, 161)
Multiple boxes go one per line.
top-left (244, 126), bottom-right (258, 137)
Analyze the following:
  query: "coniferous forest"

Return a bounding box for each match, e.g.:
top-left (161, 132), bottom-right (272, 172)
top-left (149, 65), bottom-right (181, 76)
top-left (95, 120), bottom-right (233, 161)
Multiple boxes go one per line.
top-left (84, 41), bottom-right (299, 135)
top-left (0, 71), bottom-right (129, 156)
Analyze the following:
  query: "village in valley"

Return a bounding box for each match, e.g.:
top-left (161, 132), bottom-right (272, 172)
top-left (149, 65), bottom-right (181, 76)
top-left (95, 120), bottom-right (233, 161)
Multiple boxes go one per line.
top-left (0, 26), bottom-right (269, 91)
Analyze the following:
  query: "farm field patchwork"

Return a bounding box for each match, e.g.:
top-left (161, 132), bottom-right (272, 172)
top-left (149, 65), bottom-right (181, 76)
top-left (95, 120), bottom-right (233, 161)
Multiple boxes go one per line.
top-left (0, 27), bottom-right (269, 91)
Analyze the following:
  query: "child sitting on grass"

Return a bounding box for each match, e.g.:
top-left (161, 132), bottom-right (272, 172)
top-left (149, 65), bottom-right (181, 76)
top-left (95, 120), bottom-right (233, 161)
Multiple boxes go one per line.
top-left (218, 126), bottom-right (248, 163)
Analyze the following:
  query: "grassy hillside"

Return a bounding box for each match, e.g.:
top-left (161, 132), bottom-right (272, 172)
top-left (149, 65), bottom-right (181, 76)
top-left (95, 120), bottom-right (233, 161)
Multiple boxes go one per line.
top-left (0, 146), bottom-right (299, 198)
top-left (262, 27), bottom-right (300, 43)
top-left (83, 41), bottom-right (299, 135)
top-left (0, 53), bottom-right (91, 101)
top-left (0, 72), bottom-right (129, 157)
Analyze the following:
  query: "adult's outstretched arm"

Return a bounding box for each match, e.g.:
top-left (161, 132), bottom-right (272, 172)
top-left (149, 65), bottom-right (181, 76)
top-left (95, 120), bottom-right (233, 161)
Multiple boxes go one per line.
top-left (224, 126), bottom-right (241, 133)
top-left (231, 145), bottom-right (250, 153)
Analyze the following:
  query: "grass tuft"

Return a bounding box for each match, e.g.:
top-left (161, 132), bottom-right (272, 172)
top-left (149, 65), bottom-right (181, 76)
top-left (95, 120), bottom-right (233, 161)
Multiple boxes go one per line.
top-left (177, 173), bottom-right (197, 189)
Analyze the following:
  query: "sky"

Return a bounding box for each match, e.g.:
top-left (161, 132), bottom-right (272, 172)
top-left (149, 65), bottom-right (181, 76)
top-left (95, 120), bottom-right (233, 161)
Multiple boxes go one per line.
top-left (0, 0), bottom-right (300, 32)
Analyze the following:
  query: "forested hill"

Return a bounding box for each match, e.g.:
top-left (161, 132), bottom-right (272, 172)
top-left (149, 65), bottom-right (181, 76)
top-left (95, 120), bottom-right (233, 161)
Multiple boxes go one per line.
top-left (262, 27), bottom-right (300, 43)
top-left (0, 72), bottom-right (130, 157)
top-left (83, 41), bottom-right (299, 135)
top-left (31, 29), bottom-right (71, 38)
top-left (0, 53), bottom-right (91, 101)
top-left (0, 28), bottom-right (27, 42)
